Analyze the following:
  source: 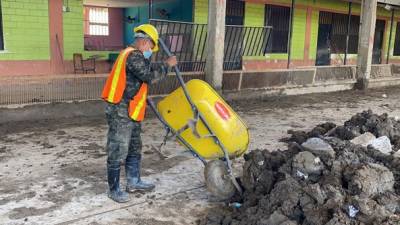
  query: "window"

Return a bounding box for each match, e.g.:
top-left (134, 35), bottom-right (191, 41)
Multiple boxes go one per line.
top-left (393, 22), bottom-right (400, 56)
top-left (0, 0), bottom-right (4, 50)
top-left (87, 7), bottom-right (109, 36)
top-left (319, 11), bottom-right (360, 54)
top-left (264, 5), bottom-right (290, 53)
top-left (226, 0), bottom-right (245, 25)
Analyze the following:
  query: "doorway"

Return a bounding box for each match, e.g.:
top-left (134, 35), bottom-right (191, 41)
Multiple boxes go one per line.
top-left (372, 20), bottom-right (385, 64)
top-left (316, 24), bottom-right (332, 66)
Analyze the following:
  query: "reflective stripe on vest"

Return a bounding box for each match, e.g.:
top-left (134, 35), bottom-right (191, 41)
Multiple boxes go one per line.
top-left (101, 47), bottom-right (149, 122)
top-left (128, 83), bottom-right (148, 122)
top-left (101, 47), bottom-right (135, 103)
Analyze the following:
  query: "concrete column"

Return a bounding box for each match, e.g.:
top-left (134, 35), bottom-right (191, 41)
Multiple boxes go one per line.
top-left (205, 0), bottom-right (226, 91)
top-left (356, 0), bottom-right (377, 90)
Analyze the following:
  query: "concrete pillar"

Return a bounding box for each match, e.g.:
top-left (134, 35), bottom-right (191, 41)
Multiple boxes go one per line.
top-left (356, 0), bottom-right (377, 90)
top-left (205, 0), bottom-right (226, 91)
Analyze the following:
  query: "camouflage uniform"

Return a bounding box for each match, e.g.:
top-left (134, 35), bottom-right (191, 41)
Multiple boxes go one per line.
top-left (105, 48), bottom-right (167, 165)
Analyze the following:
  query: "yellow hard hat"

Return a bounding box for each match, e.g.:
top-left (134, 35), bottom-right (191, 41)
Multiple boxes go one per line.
top-left (134, 24), bottom-right (159, 52)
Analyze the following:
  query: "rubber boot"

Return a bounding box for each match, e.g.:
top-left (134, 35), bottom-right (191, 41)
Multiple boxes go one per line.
top-left (107, 160), bottom-right (130, 203)
top-left (126, 155), bottom-right (155, 192)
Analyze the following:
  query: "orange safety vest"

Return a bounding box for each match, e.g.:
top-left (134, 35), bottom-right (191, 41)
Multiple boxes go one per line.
top-left (102, 47), bottom-right (148, 122)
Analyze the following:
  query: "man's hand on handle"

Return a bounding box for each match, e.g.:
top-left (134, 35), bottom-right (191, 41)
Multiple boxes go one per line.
top-left (165, 56), bottom-right (177, 67)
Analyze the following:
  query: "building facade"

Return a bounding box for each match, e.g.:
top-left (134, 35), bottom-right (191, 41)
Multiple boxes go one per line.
top-left (193, 0), bottom-right (400, 70)
top-left (0, 0), bottom-right (400, 76)
top-left (0, 0), bottom-right (191, 76)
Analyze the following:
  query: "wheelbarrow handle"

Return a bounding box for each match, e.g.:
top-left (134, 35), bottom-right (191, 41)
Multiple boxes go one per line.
top-left (158, 39), bottom-right (197, 112)
top-left (158, 38), bottom-right (174, 58)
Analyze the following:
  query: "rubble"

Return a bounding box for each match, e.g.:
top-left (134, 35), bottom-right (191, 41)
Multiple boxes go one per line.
top-left (343, 163), bottom-right (394, 197)
top-left (350, 132), bottom-right (376, 147)
top-left (202, 111), bottom-right (400, 225)
top-left (292, 151), bottom-right (324, 179)
top-left (301, 137), bottom-right (336, 158)
top-left (368, 136), bottom-right (393, 155)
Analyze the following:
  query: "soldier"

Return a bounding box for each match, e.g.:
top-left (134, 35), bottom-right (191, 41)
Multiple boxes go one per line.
top-left (101, 24), bottom-right (177, 203)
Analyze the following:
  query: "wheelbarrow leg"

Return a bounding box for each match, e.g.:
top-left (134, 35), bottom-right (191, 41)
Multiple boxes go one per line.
top-left (220, 147), bottom-right (243, 196)
top-left (147, 97), bottom-right (207, 166)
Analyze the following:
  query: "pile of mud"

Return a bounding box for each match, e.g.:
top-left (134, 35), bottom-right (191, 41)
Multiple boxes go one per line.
top-left (203, 110), bottom-right (400, 225)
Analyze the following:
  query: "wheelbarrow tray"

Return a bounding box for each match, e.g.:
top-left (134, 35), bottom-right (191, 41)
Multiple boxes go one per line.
top-left (157, 79), bottom-right (249, 160)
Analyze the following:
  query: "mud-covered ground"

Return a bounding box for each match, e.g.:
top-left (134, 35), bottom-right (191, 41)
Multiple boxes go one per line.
top-left (1, 87), bottom-right (400, 225)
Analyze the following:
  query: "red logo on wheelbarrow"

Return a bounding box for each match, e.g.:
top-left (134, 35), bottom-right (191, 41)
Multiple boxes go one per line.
top-left (215, 101), bottom-right (231, 120)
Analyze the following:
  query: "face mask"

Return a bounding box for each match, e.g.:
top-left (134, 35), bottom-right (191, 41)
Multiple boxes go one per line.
top-left (143, 50), bottom-right (152, 59)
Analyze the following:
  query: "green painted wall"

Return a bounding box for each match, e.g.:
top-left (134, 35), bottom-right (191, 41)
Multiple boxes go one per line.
top-left (383, 20), bottom-right (393, 60)
top-left (0, 0), bottom-right (50, 60)
top-left (62, 0), bottom-right (113, 60)
top-left (194, 0), bottom-right (208, 24)
top-left (244, 3), bottom-right (264, 27)
top-left (309, 10), bottom-right (319, 60)
top-left (192, 0), bottom-right (400, 63)
top-left (291, 8), bottom-right (307, 60)
top-left (62, 0), bottom-right (84, 60)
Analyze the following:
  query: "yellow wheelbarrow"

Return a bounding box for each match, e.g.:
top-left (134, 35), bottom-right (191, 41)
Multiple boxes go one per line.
top-left (147, 39), bottom-right (249, 199)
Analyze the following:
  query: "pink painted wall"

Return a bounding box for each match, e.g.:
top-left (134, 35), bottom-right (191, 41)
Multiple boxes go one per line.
top-left (49, 0), bottom-right (65, 74)
top-left (84, 6), bottom-right (124, 51)
top-left (0, 60), bottom-right (111, 76)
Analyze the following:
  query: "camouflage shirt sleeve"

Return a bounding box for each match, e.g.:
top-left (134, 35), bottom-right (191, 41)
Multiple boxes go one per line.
top-left (126, 50), bottom-right (168, 84)
top-left (123, 50), bottom-right (168, 102)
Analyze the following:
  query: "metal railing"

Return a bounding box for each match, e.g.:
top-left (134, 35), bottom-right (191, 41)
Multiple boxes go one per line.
top-left (0, 20), bottom-right (272, 106)
top-left (224, 25), bottom-right (272, 70)
top-left (0, 73), bottom-right (205, 106)
top-left (0, 74), bottom-right (107, 105)
top-left (150, 19), bottom-right (272, 71)
top-left (151, 19), bottom-right (208, 72)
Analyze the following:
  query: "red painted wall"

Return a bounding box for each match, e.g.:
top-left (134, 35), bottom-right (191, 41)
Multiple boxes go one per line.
top-left (84, 6), bottom-right (124, 51)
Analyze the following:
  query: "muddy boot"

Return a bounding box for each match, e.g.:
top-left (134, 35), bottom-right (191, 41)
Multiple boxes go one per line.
top-left (107, 160), bottom-right (130, 203)
top-left (126, 155), bottom-right (155, 192)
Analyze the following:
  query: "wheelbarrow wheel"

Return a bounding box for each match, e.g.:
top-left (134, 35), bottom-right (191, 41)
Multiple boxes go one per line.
top-left (204, 160), bottom-right (236, 200)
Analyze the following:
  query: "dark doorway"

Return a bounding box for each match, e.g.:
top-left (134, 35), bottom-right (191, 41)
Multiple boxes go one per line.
top-left (372, 20), bottom-right (385, 64)
top-left (224, 0), bottom-right (244, 70)
top-left (316, 12), bottom-right (334, 66)
top-left (316, 24), bottom-right (332, 66)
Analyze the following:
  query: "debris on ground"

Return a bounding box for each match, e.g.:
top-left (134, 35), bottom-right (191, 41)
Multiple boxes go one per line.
top-left (202, 110), bottom-right (400, 225)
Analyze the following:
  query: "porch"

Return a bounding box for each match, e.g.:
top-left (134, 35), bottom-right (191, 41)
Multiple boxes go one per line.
top-left (1, 64), bottom-right (400, 107)
top-left (78, 0), bottom-right (400, 74)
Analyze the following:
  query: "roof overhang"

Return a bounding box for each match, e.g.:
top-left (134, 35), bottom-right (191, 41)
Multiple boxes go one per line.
top-left (378, 0), bottom-right (400, 7)
top-left (342, 0), bottom-right (400, 6)
top-left (83, 0), bottom-right (174, 8)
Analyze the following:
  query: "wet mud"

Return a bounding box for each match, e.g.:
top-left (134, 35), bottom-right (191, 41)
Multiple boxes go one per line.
top-left (203, 111), bottom-right (400, 225)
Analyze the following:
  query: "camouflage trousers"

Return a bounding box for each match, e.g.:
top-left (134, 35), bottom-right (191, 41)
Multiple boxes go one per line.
top-left (105, 103), bottom-right (142, 164)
